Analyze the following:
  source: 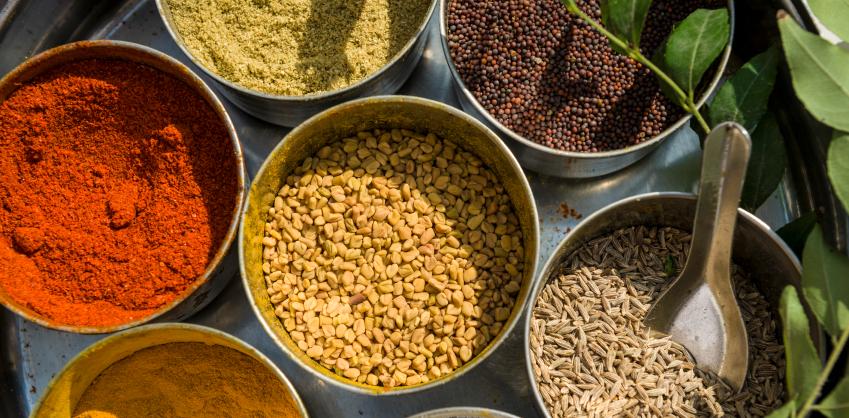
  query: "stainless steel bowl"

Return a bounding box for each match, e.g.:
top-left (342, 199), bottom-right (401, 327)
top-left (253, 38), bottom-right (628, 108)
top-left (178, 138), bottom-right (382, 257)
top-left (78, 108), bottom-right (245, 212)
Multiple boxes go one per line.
top-left (156, 0), bottom-right (438, 127)
top-left (407, 407), bottom-right (521, 418)
top-left (439, 2), bottom-right (735, 178)
top-left (0, 40), bottom-right (247, 334)
top-left (30, 323), bottom-right (309, 418)
top-left (523, 192), bottom-right (822, 417)
top-left (240, 95), bottom-right (540, 395)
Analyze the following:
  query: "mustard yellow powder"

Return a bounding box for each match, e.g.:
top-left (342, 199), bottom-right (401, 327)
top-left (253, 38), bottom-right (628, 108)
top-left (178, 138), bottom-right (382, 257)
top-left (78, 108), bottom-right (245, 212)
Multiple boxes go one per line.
top-left (72, 342), bottom-right (300, 418)
top-left (165, 0), bottom-right (432, 95)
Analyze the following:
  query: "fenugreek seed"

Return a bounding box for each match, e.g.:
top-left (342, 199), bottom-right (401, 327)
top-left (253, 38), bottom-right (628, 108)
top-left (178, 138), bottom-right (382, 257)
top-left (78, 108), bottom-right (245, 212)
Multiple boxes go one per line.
top-left (349, 293), bottom-right (366, 306)
top-left (263, 129), bottom-right (524, 388)
top-left (307, 346), bottom-right (323, 358)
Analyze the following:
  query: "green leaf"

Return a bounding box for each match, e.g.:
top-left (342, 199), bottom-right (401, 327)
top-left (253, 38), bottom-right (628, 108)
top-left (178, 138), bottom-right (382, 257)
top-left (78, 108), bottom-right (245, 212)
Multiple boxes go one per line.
top-left (741, 114), bottom-right (787, 212)
top-left (818, 376), bottom-right (849, 417)
top-left (808, 0), bottom-right (849, 43)
top-left (601, 0), bottom-right (652, 50)
top-left (663, 255), bottom-right (677, 277)
top-left (766, 399), bottom-right (796, 418)
top-left (828, 131), bottom-right (849, 212)
top-left (777, 212), bottom-right (817, 257)
top-left (661, 8), bottom-right (730, 96)
top-left (560, 0), bottom-right (580, 14)
top-left (779, 286), bottom-right (822, 402)
top-left (778, 14), bottom-right (849, 132)
top-left (708, 47), bottom-right (779, 132)
top-left (802, 225), bottom-right (849, 338)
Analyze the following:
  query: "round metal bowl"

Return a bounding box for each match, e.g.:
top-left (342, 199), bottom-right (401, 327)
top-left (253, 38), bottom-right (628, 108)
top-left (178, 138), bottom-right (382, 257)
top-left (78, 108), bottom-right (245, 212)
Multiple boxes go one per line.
top-left (30, 323), bottom-right (309, 418)
top-left (407, 407), bottom-right (521, 418)
top-left (240, 95), bottom-right (540, 395)
top-left (523, 192), bottom-right (822, 417)
top-left (156, 0), bottom-right (438, 127)
top-left (0, 40), bottom-right (247, 334)
top-left (438, 1), bottom-right (735, 178)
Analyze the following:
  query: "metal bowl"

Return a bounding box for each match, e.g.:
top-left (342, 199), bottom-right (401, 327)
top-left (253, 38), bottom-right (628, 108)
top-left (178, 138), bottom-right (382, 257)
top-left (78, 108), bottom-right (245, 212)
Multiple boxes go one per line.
top-left (156, 0), bottom-right (438, 127)
top-left (407, 407), bottom-right (521, 418)
top-left (438, 1), bottom-right (735, 178)
top-left (30, 323), bottom-right (309, 418)
top-left (240, 95), bottom-right (540, 395)
top-left (0, 40), bottom-right (247, 334)
top-left (522, 192), bottom-right (822, 417)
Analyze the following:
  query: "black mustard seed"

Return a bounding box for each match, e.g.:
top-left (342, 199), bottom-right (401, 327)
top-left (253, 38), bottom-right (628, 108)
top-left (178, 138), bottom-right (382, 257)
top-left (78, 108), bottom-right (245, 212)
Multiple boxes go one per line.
top-left (447, 0), bottom-right (725, 153)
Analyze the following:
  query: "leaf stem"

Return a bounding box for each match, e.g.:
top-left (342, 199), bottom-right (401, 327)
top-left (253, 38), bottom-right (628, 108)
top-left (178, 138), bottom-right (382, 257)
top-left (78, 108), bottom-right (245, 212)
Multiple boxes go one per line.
top-left (687, 99), bottom-right (712, 135)
top-left (797, 325), bottom-right (849, 416)
top-left (563, 0), bottom-right (711, 135)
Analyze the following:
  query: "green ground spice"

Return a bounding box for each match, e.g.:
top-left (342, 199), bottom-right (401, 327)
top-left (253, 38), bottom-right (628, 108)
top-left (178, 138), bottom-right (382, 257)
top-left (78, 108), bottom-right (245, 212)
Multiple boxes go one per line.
top-left (165, 0), bottom-right (432, 96)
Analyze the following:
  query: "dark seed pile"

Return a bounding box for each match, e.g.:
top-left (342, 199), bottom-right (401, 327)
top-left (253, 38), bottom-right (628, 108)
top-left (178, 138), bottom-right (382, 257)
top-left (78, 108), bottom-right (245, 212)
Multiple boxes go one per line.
top-left (447, 0), bottom-right (724, 152)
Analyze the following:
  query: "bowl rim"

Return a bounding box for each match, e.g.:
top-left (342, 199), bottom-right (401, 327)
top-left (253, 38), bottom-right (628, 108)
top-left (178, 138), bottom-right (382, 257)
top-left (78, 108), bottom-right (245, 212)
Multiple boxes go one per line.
top-left (239, 94), bottom-right (541, 395)
top-left (521, 191), bottom-right (801, 418)
top-left (438, 0), bottom-right (736, 160)
top-left (0, 39), bottom-right (247, 334)
top-left (155, 0), bottom-right (439, 101)
top-left (406, 406), bottom-right (522, 418)
top-left (30, 323), bottom-right (310, 418)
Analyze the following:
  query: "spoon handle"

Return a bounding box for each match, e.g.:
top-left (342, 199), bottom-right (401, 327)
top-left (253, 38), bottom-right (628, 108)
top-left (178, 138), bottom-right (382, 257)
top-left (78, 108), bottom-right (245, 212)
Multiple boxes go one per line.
top-left (689, 123), bottom-right (751, 282)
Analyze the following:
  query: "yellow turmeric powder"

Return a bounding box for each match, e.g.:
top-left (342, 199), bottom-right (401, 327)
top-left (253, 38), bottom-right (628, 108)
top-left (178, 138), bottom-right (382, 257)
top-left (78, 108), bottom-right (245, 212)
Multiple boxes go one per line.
top-left (72, 342), bottom-right (300, 418)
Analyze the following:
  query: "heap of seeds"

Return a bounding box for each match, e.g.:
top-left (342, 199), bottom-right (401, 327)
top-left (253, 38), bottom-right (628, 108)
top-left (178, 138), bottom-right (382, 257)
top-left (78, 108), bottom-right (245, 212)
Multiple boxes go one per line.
top-left (446, 0), bottom-right (724, 152)
top-left (166, 0), bottom-right (432, 96)
top-left (262, 129), bottom-right (524, 387)
top-left (530, 226), bottom-right (785, 417)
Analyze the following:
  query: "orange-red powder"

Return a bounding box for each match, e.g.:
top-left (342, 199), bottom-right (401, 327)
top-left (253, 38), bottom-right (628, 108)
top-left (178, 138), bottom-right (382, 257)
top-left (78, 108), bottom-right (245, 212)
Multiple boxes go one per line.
top-left (0, 58), bottom-right (239, 327)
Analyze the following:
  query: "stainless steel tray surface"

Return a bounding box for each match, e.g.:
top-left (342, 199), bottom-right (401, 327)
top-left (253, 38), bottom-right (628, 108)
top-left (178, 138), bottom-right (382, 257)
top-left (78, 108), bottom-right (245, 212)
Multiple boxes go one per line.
top-left (0, 1), bottom-right (798, 417)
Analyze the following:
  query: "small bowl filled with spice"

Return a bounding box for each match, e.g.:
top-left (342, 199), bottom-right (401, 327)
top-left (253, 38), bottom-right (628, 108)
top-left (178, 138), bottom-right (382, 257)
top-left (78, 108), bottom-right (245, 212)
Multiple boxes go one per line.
top-left (0, 40), bottom-right (246, 333)
top-left (524, 193), bottom-right (821, 417)
top-left (240, 95), bottom-right (539, 394)
top-left (31, 323), bottom-right (308, 418)
top-left (156, 0), bottom-right (438, 127)
top-left (440, 0), bottom-right (733, 178)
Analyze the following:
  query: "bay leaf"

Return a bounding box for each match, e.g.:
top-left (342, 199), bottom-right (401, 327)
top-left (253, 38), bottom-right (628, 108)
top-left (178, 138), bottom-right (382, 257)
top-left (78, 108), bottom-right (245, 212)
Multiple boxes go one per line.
top-left (818, 375), bottom-right (849, 418)
top-left (741, 114), bottom-right (787, 212)
top-left (708, 46), bottom-right (779, 132)
top-left (802, 225), bottom-right (849, 339)
top-left (601, 0), bottom-right (653, 51)
top-left (808, 0), bottom-right (849, 43)
top-left (779, 286), bottom-right (822, 403)
top-left (661, 8), bottom-right (730, 96)
top-left (778, 14), bottom-right (849, 132)
top-left (777, 212), bottom-right (817, 257)
top-left (828, 131), bottom-right (849, 212)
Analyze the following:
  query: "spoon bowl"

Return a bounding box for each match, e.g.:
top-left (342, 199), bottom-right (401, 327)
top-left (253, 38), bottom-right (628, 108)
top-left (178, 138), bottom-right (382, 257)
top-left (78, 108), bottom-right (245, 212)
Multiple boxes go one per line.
top-left (644, 123), bottom-right (751, 390)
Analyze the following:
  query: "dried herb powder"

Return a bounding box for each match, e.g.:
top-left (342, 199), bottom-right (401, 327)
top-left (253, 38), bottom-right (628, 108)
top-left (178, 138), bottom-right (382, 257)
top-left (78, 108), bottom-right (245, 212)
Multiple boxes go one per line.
top-left (73, 343), bottom-right (301, 418)
top-left (165, 0), bottom-right (432, 96)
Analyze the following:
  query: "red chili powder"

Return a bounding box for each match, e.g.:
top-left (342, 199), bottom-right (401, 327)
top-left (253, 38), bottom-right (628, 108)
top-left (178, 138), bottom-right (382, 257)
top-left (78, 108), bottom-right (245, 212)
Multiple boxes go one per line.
top-left (0, 58), bottom-right (239, 327)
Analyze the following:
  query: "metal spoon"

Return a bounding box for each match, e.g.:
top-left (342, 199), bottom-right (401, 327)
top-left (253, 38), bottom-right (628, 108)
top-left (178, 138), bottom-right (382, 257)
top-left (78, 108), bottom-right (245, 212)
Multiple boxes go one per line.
top-left (644, 122), bottom-right (751, 391)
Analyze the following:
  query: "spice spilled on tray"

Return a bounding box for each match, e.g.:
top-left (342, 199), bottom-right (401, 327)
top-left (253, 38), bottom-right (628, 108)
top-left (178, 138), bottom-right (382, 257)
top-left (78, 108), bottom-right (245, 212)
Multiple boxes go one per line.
top-left (0, 58), bottom-right (240, 327)
top-left (72, 342), bottom-right (301, 418)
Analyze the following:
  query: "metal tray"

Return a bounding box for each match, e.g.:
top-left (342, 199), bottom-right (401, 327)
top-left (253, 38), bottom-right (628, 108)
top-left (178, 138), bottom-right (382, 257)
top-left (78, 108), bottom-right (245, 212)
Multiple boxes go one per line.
top-left (0, 1), bottom-right (806, 417)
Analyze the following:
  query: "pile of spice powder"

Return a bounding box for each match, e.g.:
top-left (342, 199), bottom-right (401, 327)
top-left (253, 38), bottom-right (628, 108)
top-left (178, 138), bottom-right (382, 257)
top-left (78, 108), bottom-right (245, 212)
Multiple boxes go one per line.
top-left (447, 0), bottom-right (725, 152)
top-left (165, 0), bottom-right (432, 96)
top-left (73, 342), bottom-right (300, 418)
top-left (0, 59), bottom-right (239, 327)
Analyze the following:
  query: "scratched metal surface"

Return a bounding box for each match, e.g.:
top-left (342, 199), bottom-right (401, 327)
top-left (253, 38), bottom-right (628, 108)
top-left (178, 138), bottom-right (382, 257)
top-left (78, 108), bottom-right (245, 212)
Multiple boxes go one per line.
top-left (0, 1), bottom-right (799, 417)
